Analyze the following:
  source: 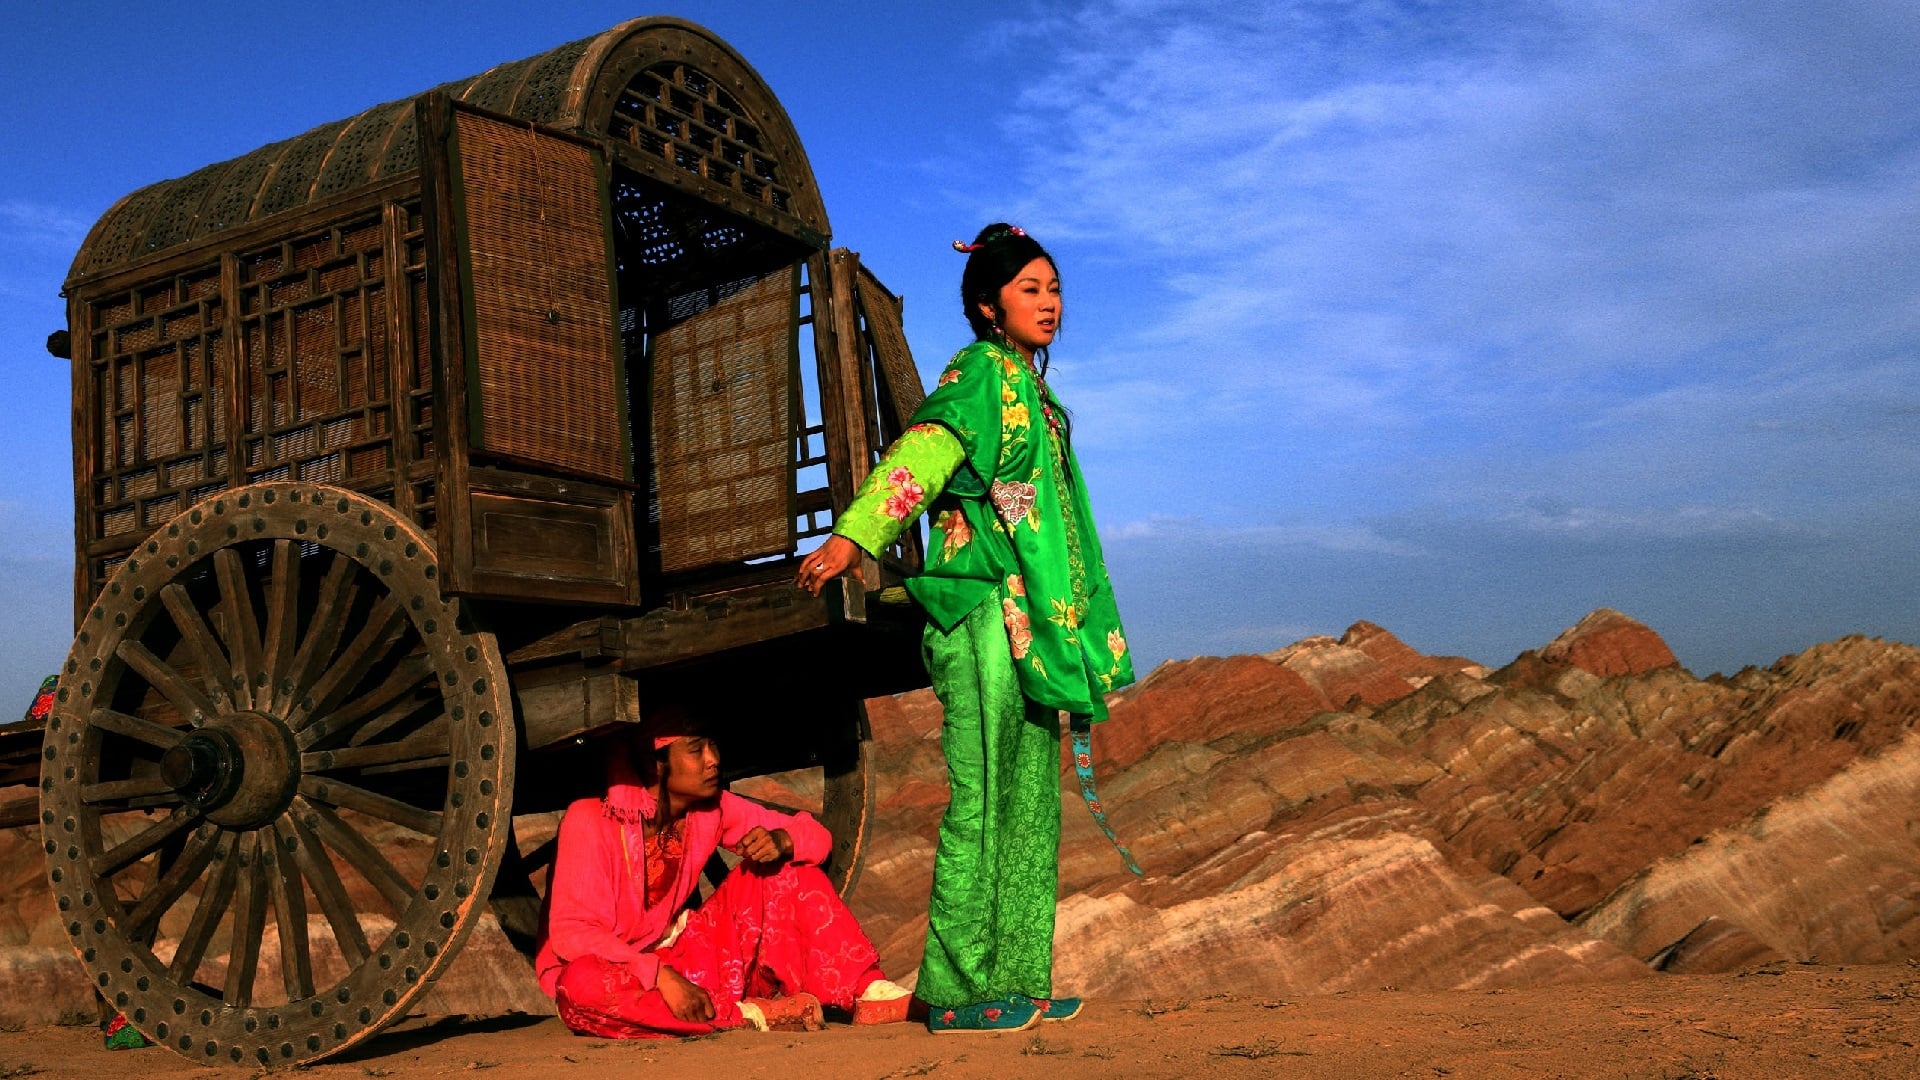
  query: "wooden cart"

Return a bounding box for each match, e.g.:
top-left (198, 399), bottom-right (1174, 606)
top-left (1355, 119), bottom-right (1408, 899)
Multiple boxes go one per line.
top-left (22, 17), bottom-right (930, 1067)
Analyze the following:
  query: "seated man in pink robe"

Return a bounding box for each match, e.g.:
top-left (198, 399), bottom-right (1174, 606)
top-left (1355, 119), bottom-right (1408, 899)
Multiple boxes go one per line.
top-left (534, 711), bottom-right (909, 1037)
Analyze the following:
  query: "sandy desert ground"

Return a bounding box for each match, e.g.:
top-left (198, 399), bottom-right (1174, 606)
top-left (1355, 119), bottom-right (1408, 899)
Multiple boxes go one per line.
top-left (0, 962), bottom-right (1912, 1079)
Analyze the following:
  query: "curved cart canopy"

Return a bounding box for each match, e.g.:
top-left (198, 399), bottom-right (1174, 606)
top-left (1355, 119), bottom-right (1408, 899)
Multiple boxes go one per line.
top-left (63, 17), bottom-right (925, 620)
top-left (69, 17), bottom-right (829, 288)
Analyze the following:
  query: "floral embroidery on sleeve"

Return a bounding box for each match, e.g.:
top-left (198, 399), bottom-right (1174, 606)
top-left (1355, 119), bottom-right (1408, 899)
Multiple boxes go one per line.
top-left (832, 423), bottom-right (965, 556)
top-left (882, 467), bottom-right (925, 520)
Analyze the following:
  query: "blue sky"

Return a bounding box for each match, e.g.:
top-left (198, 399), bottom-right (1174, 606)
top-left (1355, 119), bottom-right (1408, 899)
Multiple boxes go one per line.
top-left (3, 0), bottom-right (1917, 704)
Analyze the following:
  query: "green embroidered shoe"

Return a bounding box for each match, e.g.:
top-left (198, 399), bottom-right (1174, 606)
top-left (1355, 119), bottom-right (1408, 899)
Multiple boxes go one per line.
top-left (1031, 996), bottom-right (1084, 1022)
top-left (927, 995), bottom-right (1042, 1034)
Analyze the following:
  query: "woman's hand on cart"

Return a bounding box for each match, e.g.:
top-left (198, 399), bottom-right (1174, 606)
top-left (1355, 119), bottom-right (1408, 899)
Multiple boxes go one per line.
top-left (794, 535), bottom-right (864, 596)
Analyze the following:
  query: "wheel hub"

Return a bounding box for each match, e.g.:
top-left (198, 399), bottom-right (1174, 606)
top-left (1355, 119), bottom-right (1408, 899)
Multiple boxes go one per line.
top-left (161, 712), bottom-right (300, 829)
top-left (160, 728), bottom-right (244, 809)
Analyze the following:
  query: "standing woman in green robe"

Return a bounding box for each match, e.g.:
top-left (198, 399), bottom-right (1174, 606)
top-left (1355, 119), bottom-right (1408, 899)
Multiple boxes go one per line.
top-left (796, 223), bottom-right (1138, 1034)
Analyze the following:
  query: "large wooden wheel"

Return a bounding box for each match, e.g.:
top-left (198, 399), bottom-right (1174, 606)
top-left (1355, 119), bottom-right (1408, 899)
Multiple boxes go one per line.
top-left (42, 482), bottom-right (514, 1067)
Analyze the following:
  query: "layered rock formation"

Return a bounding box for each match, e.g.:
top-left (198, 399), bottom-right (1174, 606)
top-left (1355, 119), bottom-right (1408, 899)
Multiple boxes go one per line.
top-left (846, 610), bottom-right (1920, 998)
top-left (0, 609), bottom-right (1912, 1021)
top-left (1580, 730), bottom-right (1920, 970)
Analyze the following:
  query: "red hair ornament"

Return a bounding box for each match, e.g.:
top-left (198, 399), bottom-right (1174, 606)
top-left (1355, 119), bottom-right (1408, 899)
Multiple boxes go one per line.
top-left (951, 225), bottom-right (1027, 253)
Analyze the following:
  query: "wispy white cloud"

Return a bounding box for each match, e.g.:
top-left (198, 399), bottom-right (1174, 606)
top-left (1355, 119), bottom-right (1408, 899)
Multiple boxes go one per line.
top-left (0, 200), bottom-right (89, 253)
top-left (990, 0), bottom-right (1920, 450)
top-left (1108, 512), bottom-right (1423, 555)
top-left (0, 201), bottom-right (87, 304)
top-left (975, 0), bottom-right (1920, 676)
top-left (1410, 500), bottom-right (1798, 543)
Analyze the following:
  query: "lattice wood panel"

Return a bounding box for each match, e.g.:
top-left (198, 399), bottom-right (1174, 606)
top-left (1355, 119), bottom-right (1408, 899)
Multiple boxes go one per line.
top-left (78, 200), bottom-right (426, 602)
top-left (650, 266), bottom-right (797, 572)
top-left (236, 213), bottom-right (398, 487)
top-left (608, 61), bottom-right (796, 219)
top-left (85, 263), bottom-right (230, 546)
top-left (453, 110), bottom-right (628, 482)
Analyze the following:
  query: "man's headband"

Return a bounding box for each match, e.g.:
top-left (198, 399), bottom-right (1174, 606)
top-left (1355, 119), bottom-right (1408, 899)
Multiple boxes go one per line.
top-left (638, 704), bottom-right (696, 751)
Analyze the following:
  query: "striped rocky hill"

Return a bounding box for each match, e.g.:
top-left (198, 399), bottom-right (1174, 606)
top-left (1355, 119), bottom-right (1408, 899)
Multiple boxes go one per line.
top-left (848, 610), bottom-right (1920, 998)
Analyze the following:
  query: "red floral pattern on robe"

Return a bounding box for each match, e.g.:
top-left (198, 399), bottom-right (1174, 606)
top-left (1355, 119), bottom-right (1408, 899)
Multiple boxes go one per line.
top-left (552, 861), bottom-right (883, 1039)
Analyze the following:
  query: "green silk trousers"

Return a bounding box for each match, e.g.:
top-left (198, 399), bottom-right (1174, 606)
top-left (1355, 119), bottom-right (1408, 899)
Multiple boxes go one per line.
top-left (914, 590), bottom-right (1062, 1008)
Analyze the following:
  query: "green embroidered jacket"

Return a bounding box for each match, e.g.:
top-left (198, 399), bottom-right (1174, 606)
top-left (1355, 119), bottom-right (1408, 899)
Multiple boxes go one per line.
top-left (833, 340), bottom-right (1134, 719)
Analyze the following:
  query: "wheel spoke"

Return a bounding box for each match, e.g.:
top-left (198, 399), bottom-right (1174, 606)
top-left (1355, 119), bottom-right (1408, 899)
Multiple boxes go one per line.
top-left (122, 827), bottom-right (219, 943)
top-left (298, 654), bottom-right (432, 750)
top-left (114, 640), bottom-right (216, 725)
top-left (81, 774), bottom-right (178, 805)
top-left (288, 596), bottom-right (408, 732)
top-left (261, 539), bottom-right (301, 714)
top-left (342, 695), bottom-right (437, 751)
top-left (168, 830), bottom-right (238, 983)
top-left (89, 707), bottom-right (186, 751)
top-left (302, 720), bottom-right (448, 773)
top-left (279, 804), bottom-right (370, 967)
top-left (284, 554), bottom-right (358, 711)
top-left (213, 549), bottom-right (264, 711)
top-left (302, 801), bottom-right (413, 914)
top-left (160, 583), bottom-right (233, 708)
top-left (298, 775), bottom-right (442, 838)
top-left (98, 803), bottom-right (203, 878)
top-left (264, 822), bottom-right (314, 1001)
top-left (224, 832), bottom-right (269, 1005)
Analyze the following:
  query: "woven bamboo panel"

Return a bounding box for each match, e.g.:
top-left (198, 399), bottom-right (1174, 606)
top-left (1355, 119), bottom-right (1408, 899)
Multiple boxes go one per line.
top-left (454, 110), bottom-right (627, 482)
top-left (650, 267), bottom-right (796, 572)
top-left (855, 268), bottom-right (923, 420)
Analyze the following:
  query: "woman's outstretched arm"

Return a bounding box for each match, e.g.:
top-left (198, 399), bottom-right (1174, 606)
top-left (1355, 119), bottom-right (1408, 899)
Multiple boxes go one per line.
top-left (795, 422), bottom-right (964, 595)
